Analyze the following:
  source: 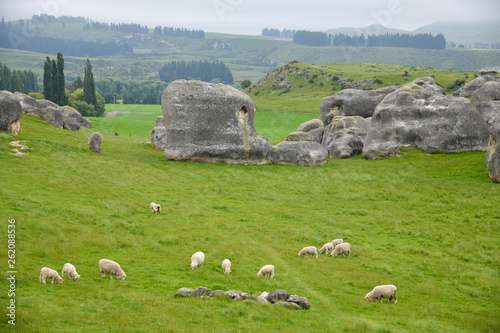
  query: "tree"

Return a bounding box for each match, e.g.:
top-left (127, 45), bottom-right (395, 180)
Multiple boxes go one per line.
top-left (83, 59), bottom-right (97, 109)
top-left (56, 52), bottom-right (68, 105)
top-left (240, 79), bottom-right (252, 89)
top-left (11, 70), bottom-right (24, 93)
top-left (43, 56), bottom-right (52, 100)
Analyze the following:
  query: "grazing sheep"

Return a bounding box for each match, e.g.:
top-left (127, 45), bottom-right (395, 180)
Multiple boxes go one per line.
top-left (331, 238), bottom-right (343, 248)
top-left (222, 259), bottom-right (231, 274)
top-left (319, 242), bottom-right (334, 254)
top-left (61, 263), bottom-right (80, 280)
top-left (150, 202), bottom-right (161, 215)
top-left (331, 242), bottom-right (350, 257)
top-left (365, 285), bottom-right (397, 303)
top-left (190, 251), bottom-right (205, 270)
top-left (99, 259), bottom-right (126, 280)
top-left (257, 265), bottom-right (275, 278)
top-left (298, 246), bottom-right (318, 258)
top-left (40, 267), bottom-right (63, 284)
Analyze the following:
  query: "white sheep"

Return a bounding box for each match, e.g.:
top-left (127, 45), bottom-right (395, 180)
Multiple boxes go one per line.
top-left (331, 242), bottom-right (350, 257)
top-left (319, 242), bottom-right (334, 254)
top-left (40, 267), bottom-right (63, 284)
top-left (222, 258), bottom-right (231, 274)
top-left (190, 251), bottom-right (205, 270)
top-left (365, 285), bottom-right (397, 303)
top-left (99, 259), bottom-right (126, 280)
top-left (61, 263), bottom-right (80, 280)
top-left (331, 238), bottom-right (343, 248)
top-left (298, 246), bottom-right (318, 258)
top-left (150, 202), bottom-right (161, 215)
top-left (257, 265), bottom-right (274, 278)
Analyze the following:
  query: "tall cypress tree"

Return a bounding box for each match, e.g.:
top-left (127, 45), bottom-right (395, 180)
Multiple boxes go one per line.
top-left (43, 56), bottom-right (52, 100)
top-left (56, 52), bottom-right (68, 105)
top-left (50, 59), bottom-right (58, 104)
top-left (83, 59), bottom-right (96, 108)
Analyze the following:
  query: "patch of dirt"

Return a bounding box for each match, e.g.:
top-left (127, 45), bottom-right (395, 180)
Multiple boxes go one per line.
top-left (10, 140), bottom-right (34, 156)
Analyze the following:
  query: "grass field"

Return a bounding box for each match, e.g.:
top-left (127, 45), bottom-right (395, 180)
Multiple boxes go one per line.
top-left (1, 115), bottom-right (499, 332)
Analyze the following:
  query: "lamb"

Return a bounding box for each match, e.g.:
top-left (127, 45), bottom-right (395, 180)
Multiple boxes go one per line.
top-left (99, 259), bottom-right (126, 280)
top-left (298, 246), bottom-right (318, 258)
top-left (331, 242), bottom-right (350, 257)
top-left (40, 267), bottom-right (64, 284)
top-left (61, 263), bottom-right (80, 280)
top-left (319, 242), bottom-right (334, 254)
top-left (222, 258), bottom-right (231, 274)
top-left (365, 285), bottom-right (397, 303)
top-left (257, 265), bottom-right (274, 278)
top-left (331, 238), bottom-right (343, 248)
top-left (190, 251), bottom-right (205, 270)
top-left (150, 202), bottom-right (161, 215)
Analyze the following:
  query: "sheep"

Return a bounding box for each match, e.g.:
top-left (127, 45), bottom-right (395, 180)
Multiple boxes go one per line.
top-left (331, 238), bottom-right (343, 248)
top-left (150, 202), bottom-right (161, 215)
top-left (319, 242), bottom-right (334, 254)
top-left (298, 246), bottom-right (318, 258)
top-left (61, 263), bottom-right (80, 280)
top-left (222, 258), bottom-right (231, 274)
top-left (331, 242), bottom-right (350, 257)
top-left (40, 267), bottom-right (64, 284)
top-left (99, 259), bottom-right (126, 280)
top-left (257, 265), bottom-right (274, 278)
top-left (190, 251), bottom-right (205, 270)
top-left (365, 285), bottom-right (397, 303)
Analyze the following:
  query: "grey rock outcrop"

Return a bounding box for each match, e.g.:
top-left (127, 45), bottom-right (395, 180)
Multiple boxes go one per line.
top-left (162, 80), bottom-right (272, 164)
top-left (319, 86), bottom-right (397, 125)
top-left (294, 119), bottom-right (324, 143)
top-left (150, 116), bottom-right (167, 150)
top-left (322, 116), bottom-right (371, 158)
top-left (471, 81), bottom-right (500, 123)
top-left (175, 288), bottom-right (196, 297)
top-left (486, 115), bottom-right (500, 183)
top-left (363, 83), bottom-right (489, 159)
top-left (453, 69), bottom-right (500, 98)
top-left (14, 92), bottom-right (91, 131)
top-left (285, 131), bottom-right (315, 142)
top-left (87, 132), bottom-right (102, 154)
top-left (195, 286), bottom-right (211, 297)
top-left (266, 289), bottom-right (291, 303)
top-left (268, 141), bottom-right (328, 166)
top-left (287, 295), bottom-right (310, 309)
top-left (0, 91), bottom-right (23, 135)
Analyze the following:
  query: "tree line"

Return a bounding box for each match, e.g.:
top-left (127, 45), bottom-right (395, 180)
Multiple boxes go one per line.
top-left (153, 26), bottom-right (205, 39)
top-left (158, 60), bottom-right (234, 84)
top-left (261, 28), bottom-right (295, 38)
top-left (331, 32), bottom-right (446, 50)
top-left (84, 21), bottom-right (149, 34)
top-left (0, 62), bottom-right (39, 94)
top-left (96, 78), bottom-right (168, 105)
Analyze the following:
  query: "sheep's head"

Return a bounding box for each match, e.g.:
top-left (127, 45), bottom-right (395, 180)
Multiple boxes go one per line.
top-left (116, 271), bottom-right (126, 280)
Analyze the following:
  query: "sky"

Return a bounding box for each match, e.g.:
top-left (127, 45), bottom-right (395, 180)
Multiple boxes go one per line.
top-left (1, 0), bottom-right (499, 35)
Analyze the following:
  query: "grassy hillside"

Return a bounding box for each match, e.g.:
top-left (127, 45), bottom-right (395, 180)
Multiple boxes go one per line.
top-left (1, 115), bottom-right (499, 332)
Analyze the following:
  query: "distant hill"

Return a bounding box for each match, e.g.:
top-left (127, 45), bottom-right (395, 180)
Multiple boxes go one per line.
top-left (326, 24), bottom-right (409, 37)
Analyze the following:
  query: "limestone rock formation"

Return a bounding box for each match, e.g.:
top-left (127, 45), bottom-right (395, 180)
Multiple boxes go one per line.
top-left (471, 81), bottom-right (500, 123)
top-left (486, 115), bottom-right (500, 183)
top-left (362, 83), bottom-right (489, 159)
top-left (150, 116), bottom-right (167, 150)
top-left (322, 116), bottom-right (371, 158)
top-left (453, 69), bottom-right (500, 98)
top-left (267, 141), bottom-right (328, 166)
top-left (0, 91), bottom-right (23, 135)
top-left (162, 80), bottom-right (272, 164)
top-left (266, 290), bottom-right (291, 303)
top-left (285, 131), bottom-right (315, 142)
top-left (87, 132), bottom-right (102, 154)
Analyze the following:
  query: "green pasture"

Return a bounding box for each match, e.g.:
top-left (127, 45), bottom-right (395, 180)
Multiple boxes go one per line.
top-left (1, 115), bottom-right (499, 332)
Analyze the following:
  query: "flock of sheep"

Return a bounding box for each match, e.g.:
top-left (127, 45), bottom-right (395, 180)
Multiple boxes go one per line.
top-left (39, 203), bottom-right (397, 305)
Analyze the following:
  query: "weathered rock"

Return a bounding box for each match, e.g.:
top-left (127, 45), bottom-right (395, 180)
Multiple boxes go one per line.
top-left (287, 295), bottom-right (310, 309)
top-left (297, 119), bottom-right (324, 132)
top-left (225, 291), bottom-right (241, 300)
top-left (319, 86), bottom-right (397, 125)
top-left (0, 91), bottom-right (23, 135)
top-left (61, 106), bottom-right (92, 131)
top-left (175, 287), bottom-right (196, 297)
top-left (195, 286), bottom-right (211, 297)
top-left (209, 290), bottom-right (225, 298)
top-left (471, 81), bottom-right (500, 123)
top-left (266, 289), bottom-right (291, 303)
top-left (87, 132), bottom-right (102, 154)
top-left (275, 301), bottom-right (300, 309)
top-left (267, 141), bottom-right (328, 166)
top-left (453, 69), bottom-right (500, 98)
top-left (363, 83), bottom-right (489, 159)
top-left (150, 116), bottom-right (167, 150)
top-left (162, 80), bottom-right (273, 164)
top-left (241, 293), bottom-right (256, 301)
top-left (285, 131), bottom-right (315, 142)
top-left (410, 77), bottom-right (446, 95)
top-left (322, 116), bottom-right (371, 158)
top-left (486, 115), bottom-right (500, 183)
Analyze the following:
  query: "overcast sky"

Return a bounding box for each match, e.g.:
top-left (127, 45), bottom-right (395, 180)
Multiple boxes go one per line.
top-left (1, 0), bottom-right (499, 35)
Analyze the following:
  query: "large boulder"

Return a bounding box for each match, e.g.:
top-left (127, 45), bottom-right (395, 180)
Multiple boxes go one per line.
top-left (471, 81), bottom-right (500, 123)
top-left (267, 141), bottom-right (328, 166)
top-left (453, 69), bottom-right (500, 98)
top-left (486, 115), bottom-right (500, 183)
top-left (87, 132), bottom-right (102, 154)
top-left (363, 83), bottom-right (489, 159)
top-left (150, 116), bottom-right (167, 150)
top-left (162, 80), bottom-right (272, 164)
top-left (61, 106), bottom-right (92, 131)
top-left (322, 116), bottom-right (371, 158)
top-left (266, 290), bottom-right (291, 303)
top-left (0, 91), bottom-right (23, 135)
top-left (319, 86), bottom-right (397, 125)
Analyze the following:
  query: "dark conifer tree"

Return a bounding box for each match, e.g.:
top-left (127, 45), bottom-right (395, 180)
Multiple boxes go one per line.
top-left (43, 56), bottom-right (52, 100)
top-left (83, 59), bottom-right (97, 108)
